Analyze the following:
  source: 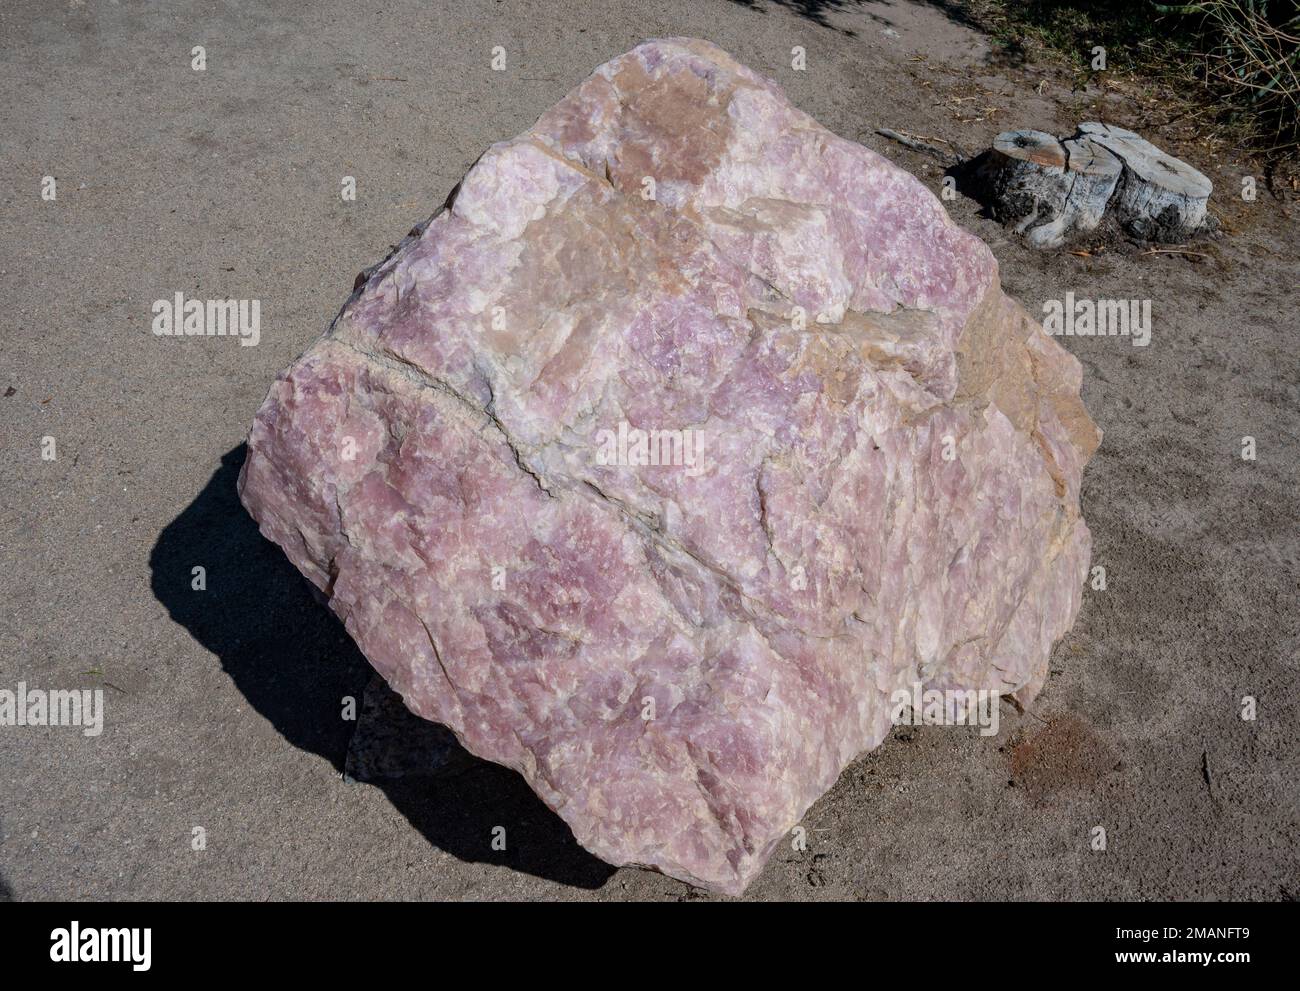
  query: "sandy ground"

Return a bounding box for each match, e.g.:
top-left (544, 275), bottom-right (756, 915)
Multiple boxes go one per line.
top-left (1, 0), bottom-right (1297, 901)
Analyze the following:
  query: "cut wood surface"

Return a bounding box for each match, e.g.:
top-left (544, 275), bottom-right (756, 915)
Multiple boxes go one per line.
top-left (1077, 121), bottom-right (1212, 242)
top-left (994, 129), bottom-right (1066, 168)
top-left (981, 130), bottom-right (1070, 248)
top-left (978, 123), bottom-right (1212, 247)
top-left (981, 129), bottom-right (1121, 248)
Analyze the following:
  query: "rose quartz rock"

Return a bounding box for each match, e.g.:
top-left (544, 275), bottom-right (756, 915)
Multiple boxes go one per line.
top-left (238, 38), bottom-right (1099, 895)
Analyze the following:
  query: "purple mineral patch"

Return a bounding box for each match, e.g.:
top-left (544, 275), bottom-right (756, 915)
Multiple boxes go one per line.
top-left (238, 38), bottom-right (1099, 895)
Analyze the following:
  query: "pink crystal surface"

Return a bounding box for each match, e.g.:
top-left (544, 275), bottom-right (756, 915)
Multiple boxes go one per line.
top-left (239, 38), bottom-right (1100, 894)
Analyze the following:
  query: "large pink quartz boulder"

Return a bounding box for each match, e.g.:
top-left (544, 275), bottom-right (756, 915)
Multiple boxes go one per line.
top-left (238, 38), bottom-right (1100, 895)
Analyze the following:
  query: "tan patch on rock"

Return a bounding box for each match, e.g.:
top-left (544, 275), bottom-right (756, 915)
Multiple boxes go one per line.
top-left (608, 56), bottom-right (734, 190)
top-left (955, 286), bottom-right (1101, 497)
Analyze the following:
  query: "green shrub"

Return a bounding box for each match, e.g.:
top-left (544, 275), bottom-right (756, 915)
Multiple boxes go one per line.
top-left (970, 0), bottom-right (1300, 159)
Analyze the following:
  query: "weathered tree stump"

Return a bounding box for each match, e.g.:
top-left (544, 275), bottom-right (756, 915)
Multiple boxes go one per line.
top-left (1061, 135), bottom-right (1124, 232)
top-left (1076, 122), bottom-right (1212, 242)
top-left (980, 130), bottom-right (1122, 248)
